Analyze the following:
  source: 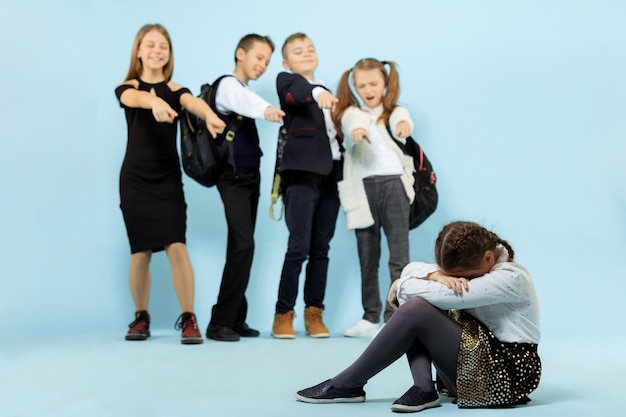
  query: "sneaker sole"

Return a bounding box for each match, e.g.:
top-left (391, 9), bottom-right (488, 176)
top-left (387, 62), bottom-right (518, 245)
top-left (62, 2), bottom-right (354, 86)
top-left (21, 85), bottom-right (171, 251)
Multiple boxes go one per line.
top-left (125, 331), bottom-right (150, 341)
top-left (343, 331), bottom-right (377, 338)
top-left (207, 335), bottom-right (240, 342)
top-left (295, 393), bottom-right (365, 404)
top-left (307, 332), bottom-right (330, 338)
top-left (390, 398), bottom-right (440, 413)
top-left (272, 333), bottom-right (296, 339)
top-left (181, 337), bottom-right (204, 345)
top-left (343, 323), bottom-right (379, 338)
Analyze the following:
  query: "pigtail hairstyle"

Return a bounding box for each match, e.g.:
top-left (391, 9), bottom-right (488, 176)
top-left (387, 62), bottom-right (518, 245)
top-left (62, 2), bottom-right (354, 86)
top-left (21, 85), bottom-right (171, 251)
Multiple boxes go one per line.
top-left (332, 68), bottom-right (360, 138)
top-left (435, 221), bottom-right (515, 271)
top-left (334, 59), bottom-right (402, 133)
top-left (381, 60), bottom-right (401, 126)
top-left (125, 23), bottom-right (175, 82)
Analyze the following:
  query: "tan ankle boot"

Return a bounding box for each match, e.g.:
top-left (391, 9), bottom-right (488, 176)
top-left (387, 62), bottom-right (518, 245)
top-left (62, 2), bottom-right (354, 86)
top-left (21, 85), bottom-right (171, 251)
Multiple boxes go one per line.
top-left (272, 310), bottom-right (295, 339)
top-left (304, 306), bottom-right (329, 338)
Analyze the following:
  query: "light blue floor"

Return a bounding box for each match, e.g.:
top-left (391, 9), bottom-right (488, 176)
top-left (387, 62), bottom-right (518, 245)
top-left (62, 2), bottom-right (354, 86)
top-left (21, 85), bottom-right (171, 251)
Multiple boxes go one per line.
top-left (0, 329), bottom-right (621, 417)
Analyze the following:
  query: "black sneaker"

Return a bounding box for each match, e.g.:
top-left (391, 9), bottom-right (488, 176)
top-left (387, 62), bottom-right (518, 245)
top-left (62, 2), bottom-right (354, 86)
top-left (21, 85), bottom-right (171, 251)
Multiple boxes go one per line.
top-left (391, 386), bottom-right (440, 413)
top-left (206, 324), bottom-right (240, 342)
top-left (295, 379), bottom-right (365, 403)
top-left (233, 322), bottom-right (260, 337)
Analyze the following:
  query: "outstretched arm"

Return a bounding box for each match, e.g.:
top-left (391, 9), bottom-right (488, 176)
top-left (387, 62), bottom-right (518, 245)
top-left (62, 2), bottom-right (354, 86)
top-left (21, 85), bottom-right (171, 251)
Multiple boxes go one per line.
top-left (389, 106), bottom-right (414, 139)
top-left (117, 81), bottom-right (178, 123)
top-left (277, 72), bottom-right (336, 109)
top-left (342, 107), bottom-right (371, 146)
top-left (264, 106), bottom-right (285, 123)
top-left (314, 89), bottom-right (338, 111)
top-left (179, 92), bottom-right (226, 139)
top-left (216, 76), bottom-right (284, 123)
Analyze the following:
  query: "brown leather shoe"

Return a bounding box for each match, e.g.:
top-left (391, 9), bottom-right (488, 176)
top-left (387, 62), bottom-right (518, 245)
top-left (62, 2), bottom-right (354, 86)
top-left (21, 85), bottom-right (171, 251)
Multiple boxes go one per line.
top-left (272, 310), bottom-right (296, 339)
top-left (175, 312), bottom-right (204, 344)
top-left (125, 310), bottom-right (150, 341)
top-left (304, 306), bottom-right (329, 338)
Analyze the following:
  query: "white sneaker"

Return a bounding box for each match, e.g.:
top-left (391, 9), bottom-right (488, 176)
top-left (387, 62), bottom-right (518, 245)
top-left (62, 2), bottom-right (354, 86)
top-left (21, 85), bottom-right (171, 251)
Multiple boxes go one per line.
top-left (371, 323), bottom-right (385, 340)
top-left (343, 319), bottom-right (379, 338)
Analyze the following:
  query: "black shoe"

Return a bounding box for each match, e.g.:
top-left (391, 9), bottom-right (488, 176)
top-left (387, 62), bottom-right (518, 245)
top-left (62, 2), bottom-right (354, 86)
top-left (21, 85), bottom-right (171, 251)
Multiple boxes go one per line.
top-left (233, 322), bottom-right (260, 337)
top-left (206, 324), bottom-right (240, 342)
top-left (295, 379), bottom-right (365, 403)
top-left (391, 386), bottom-right (440, 413)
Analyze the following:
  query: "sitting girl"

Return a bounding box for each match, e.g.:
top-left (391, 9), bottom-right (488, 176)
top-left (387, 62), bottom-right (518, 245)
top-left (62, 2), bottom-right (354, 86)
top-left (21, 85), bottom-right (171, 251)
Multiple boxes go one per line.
top-left (296, 220), bottom-right (541, 413)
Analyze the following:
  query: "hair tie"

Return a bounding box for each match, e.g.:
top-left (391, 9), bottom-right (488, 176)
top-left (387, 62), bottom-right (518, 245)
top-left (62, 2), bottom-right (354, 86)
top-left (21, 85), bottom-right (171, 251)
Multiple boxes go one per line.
top-left (381, 60), bottom-right (388, 66)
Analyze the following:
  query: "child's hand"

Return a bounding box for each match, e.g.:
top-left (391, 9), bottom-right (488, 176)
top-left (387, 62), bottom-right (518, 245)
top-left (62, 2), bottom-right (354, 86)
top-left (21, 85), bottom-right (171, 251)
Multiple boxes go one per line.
top-left (317, 91), bottom-right (338, 111)
top-left (264, 106), bottom-right (285, 123)
top-left (150, 88), bottom-right (178, 123)
top-left (428, 271), bottom-right (469, 295)
top-left (204, 111), bottom-right (226, 139)
top-left (386, 279), bottom-right (401, 310)
top-left (350, 128), bottom-right (371, 143)
top-left (396, 121), bottom-right (411, 138)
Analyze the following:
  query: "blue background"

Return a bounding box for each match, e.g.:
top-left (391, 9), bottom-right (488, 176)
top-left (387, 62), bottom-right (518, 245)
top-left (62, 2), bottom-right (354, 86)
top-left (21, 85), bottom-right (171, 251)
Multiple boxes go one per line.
top-left (1, 0), bottom-right (624, 345)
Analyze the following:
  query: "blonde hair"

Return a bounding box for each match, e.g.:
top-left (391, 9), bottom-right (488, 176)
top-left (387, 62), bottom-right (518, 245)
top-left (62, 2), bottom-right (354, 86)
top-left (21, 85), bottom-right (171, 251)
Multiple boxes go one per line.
top-left (281, 32), bottom-right (308, 58)
top-left (124, 23), bottom-right (174, 82)
top-left (333, 58), bottom-right (401, 137)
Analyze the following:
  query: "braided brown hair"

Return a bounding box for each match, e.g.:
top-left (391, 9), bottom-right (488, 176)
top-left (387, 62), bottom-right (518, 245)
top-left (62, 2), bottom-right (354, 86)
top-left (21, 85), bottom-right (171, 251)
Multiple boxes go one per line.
top-left (435, 221), bottom-right (515, 271)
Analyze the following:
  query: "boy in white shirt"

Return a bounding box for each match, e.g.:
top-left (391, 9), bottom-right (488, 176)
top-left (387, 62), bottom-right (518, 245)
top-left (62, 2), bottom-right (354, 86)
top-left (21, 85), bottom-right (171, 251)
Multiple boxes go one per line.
top-left (205, 34), bottom-right (284, 342)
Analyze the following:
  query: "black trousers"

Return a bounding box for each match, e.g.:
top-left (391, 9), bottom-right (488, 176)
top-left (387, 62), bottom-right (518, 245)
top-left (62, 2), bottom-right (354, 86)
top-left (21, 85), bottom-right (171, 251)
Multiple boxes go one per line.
top-left (210, 167), bottom-right (260, 328)
top-left (275, 162), bottom-right (342, 313)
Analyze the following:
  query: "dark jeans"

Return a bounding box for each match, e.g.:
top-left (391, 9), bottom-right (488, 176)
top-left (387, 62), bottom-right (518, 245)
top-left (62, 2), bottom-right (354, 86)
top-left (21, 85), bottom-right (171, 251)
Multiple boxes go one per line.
top-left (356, 175), bottom-right (409, 323)
top-left (210, 167), bottom-right (260, 328)
top-left (275, 162), bottom-right (342, 313)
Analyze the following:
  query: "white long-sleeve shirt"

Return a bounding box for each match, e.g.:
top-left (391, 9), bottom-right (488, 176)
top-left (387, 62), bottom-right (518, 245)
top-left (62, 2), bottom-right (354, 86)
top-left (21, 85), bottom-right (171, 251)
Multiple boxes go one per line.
top-left (312, 82), bottom-right (341, 160)
top-left (337, 105), bottom-right (415, 229)
top-left (397, 250), bottom-right (540, 344)
top-left (214, 74), bottom-right (271, 120)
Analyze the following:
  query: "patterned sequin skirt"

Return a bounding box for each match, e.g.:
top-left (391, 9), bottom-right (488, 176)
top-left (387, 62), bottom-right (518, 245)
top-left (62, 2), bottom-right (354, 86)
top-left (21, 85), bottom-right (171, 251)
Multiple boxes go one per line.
top-left (450, 310), bottom-right (541, 408)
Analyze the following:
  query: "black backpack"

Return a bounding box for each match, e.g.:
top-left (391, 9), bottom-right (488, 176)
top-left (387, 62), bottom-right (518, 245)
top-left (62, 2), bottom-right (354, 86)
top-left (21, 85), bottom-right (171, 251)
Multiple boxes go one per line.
top-left (179, 76), bottom-right (243, 187)
top-left (387, 126), bottom-right (438, 229)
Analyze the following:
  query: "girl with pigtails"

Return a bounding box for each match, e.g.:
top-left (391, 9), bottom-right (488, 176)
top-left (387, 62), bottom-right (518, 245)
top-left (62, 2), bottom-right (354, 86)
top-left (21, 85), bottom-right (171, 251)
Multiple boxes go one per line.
top-left (333, 58), bottom-right (416, 338)
top-left (296, 221), bottom-right (541, 413)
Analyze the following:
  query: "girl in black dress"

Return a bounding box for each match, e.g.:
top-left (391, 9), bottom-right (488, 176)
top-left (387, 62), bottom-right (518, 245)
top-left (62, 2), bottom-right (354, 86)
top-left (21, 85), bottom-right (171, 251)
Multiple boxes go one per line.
top-left (115, 24), bottom-right (225, 344)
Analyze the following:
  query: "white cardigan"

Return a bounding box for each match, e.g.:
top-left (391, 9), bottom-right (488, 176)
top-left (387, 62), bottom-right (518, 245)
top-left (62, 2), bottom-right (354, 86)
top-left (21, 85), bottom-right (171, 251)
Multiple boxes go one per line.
top-left (338, 105), bottom-right (415, 230)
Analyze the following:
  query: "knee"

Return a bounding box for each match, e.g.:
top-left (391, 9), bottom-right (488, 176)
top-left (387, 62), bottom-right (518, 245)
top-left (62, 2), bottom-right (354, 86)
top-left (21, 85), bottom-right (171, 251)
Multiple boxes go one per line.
top-left (398, 297), bottom-right (436, 317)
top-left (165, 242), bottom-right (189, 263)
top-left (131, 251), bottom-right (152, 270)
top-left (234, 240), bottom-right (255, 258)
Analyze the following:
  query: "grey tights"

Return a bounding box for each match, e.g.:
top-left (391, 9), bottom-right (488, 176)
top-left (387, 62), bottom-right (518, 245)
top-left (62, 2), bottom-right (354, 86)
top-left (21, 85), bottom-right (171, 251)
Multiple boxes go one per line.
top-left (331, 297), bottom-right (462, 396)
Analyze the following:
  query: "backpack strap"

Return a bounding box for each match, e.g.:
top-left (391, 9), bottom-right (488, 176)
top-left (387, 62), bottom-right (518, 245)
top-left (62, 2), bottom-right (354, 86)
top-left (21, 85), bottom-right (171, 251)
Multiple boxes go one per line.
top-left (208, 75), bottom-right (246, 173)
top-left (385, 125), bottom-right (408, 154)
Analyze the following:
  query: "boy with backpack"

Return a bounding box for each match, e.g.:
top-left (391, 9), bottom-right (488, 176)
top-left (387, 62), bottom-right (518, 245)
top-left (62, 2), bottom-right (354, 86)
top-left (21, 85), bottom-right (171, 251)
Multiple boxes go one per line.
top-left (205, 34), bottom-right (284, 342)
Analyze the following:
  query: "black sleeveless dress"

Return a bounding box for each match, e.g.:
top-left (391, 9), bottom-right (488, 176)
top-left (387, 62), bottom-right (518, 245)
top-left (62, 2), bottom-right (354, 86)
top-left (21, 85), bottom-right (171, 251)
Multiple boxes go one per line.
top-left (115, 80), bottom-right (191, 253)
